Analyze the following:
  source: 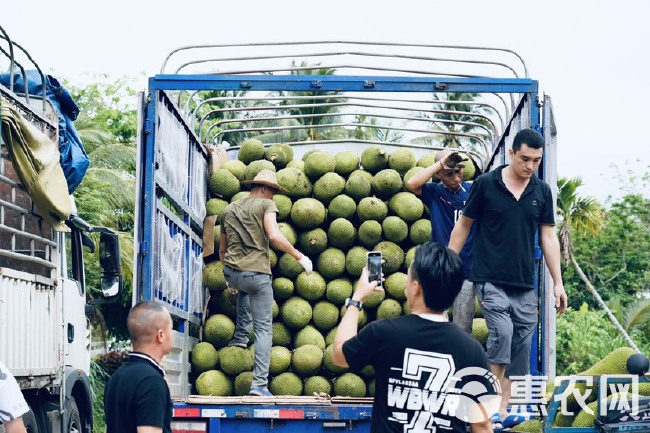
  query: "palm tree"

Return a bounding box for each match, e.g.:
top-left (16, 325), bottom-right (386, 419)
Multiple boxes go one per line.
top-left (557, 177), bottom-right (640, 351)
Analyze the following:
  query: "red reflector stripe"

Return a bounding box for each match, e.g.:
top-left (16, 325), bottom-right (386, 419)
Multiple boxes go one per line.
top-left (279, 409), bottom-right (304, 419)
top-left (174, 407), bottom-right (201, 417)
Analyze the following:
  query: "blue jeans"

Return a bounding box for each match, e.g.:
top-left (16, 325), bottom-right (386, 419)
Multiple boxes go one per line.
top-left (223, 265), bottom-right (273, 389)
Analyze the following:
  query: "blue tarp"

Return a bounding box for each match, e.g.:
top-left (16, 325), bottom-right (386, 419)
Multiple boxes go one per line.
top-left (0, 70), bottom-right (90, 193)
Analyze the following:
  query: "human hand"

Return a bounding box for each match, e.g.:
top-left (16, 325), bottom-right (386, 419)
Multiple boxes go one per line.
top-left (298, 253), bottom-right (313, 274)
top-left (353, 267), bottom-right (383, 303)
top-left (554, 282), bottom-right (567, 314)
top-left (443, 151), bottom-right (469, 169)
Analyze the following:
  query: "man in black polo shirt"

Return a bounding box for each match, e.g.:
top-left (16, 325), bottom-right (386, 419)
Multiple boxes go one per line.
top-left (449, 128), bottom-right (567, 428)
top-left (105, 302), bottom-right (174, 433)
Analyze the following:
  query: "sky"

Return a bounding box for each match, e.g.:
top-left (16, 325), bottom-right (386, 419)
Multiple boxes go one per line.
top-left (2, 0), bottom-right (649, 204)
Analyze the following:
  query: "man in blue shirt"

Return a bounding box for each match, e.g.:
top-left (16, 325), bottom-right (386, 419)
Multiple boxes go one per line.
top-left (406, 150), bottom-right (476, 333)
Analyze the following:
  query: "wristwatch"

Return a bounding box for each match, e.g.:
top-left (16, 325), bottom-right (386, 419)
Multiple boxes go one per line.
top-left (344, 298), bottom-right (363, 310)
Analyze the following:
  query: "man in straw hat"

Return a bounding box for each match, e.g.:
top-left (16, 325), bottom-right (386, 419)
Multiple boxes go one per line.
top-left (219, 169), bottom-right (313, 396)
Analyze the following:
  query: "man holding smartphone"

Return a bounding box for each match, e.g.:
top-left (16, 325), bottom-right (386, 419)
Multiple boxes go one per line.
top-left (332, 242), bottom-right (494, 433)
top-left (406, 150), bottom-right (476, 333)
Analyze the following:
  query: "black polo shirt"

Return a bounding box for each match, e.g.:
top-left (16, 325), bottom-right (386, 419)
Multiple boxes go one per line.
top-left (463, 165), bottom-right (555, 289)
top-left (104, 353), bottom-right (172, 433)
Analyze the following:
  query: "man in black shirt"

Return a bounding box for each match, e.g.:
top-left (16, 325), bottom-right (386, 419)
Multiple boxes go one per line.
top-left (105, 302), bottom-right (174, 433)
top-left (449, 128), bottom-right (567, 427)
top-left (332, 242), bottom-right (495, 433)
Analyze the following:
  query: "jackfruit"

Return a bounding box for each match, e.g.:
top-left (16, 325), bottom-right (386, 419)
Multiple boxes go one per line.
top-left (583, 347), bottom-right (636, 375)
top-left (324, 344), bottom-right (348, 374)
top-left (203, 261), bottom-right (227, 292)
top-left (238, 138), bottom-right (266, 164)
top-left (511, 419), bottom-right (542, 433)
top-left (214, 288), bottom-right (237, 318)
top-left (270, 372), bottom-right (303, 396)
top-left (294, 325), bottom-right (326, 350)
top-left (327, 195), bottom-right (357, 220)
top-left (360, 365), bottom-right (375, 379)
top-left (242, 160), bottom-right (276, 181)
top-left (191, 342), bottom-right (219, 373)
top-left (334, 372), bottom-right (366, 397)
top-left (404, 246), bottom-right (416, 271)
top-left (278, 222), bottom-right (297, 246)
top-left (409, 219), bottom-right (431, 245)
top-left (272, 277), bottom-right (294, 300)
top-left (291, 344), bottom-right (324, 377)
top-left (270, 346), bottom-right (292, 375)
top-left (221, 159), bottom-right (247, 180)
top-left (374, 241), bottom-right (404, 273)
top-left (212, 224), bottom-right (221, 251)
top-left (290, 198), bottom-right (326, 229)
top-left (278, 253), bottom-right (303, 279)
top-left (377, 299), bottom-right (403, 320)
top-left (360, 145), bottom-right (388, 174)
top-left (357, 221), bottom-right (382, 250)
top-left (462, 157), bottom-right (477, 181)
top-left (362, 288), bottom-right (385, 309)
top-left (316, 248), bottom-right (347, 280)
top-left (325, 327), bottom-right (338, 346)
top-left (328, 219), bottom-right (356, 250)
top-left (273, 194), bottom-right (293, 221)
top-left (209, 169), bottom-right (241, 200)
top-left (472, 318), bottom-right (489, 345)
top-left (357, 197), bottom-right (388, 222)
top-left (385, 272), bottom-right (407, 300)
top-left (231, 191), bottom-right (251, 202)
top-left (304, 151), bottom-right (336, 179)
top-left (367, 379), bottom-right (376, 397)
top-left (345, 246), bottom-right (369, 277)
top-left (340, 305), bottom-right (368, 326)
top-left (417, 153), bottom-right (437, 168)
top-left (403, 166), bottom-right (426, 189)
top-left (304, 376), bottom-right (332, 396)
top-left (234, 371), bottom-right (253, 396)
top-left (206, 198), bottom-right (229, 221)
top-left (219, 346), bottom-right (254, 375)
top-left (269, 249), bottom-right (278, 269)
top-left (335, 151), bottom-right (360, 175)
top-left (344, 173), bottom-right (372, 202)
top-left (313, 172), bottom-right (345, 204)
top-left (382, 216), bottom-right (409, 243)
top-left (280, 297), bottom-right (313, 329)
top-left (196, 370), bottom-right (233, 396)
top-left (372, 169), bottom-right (403, 198)
top-left (276, 167), bottom-right (313, 198)
top-left (388, 148), bottom-right (416, 176)
top-left (388, 192), bottom-right (424, 222)
top-left (312, 301), bottom-right (340, 331)
top-left (326, 278), bottom-right (353, 306)
top-left (296, 270), bottom-right (327, 300)
top-left (265, 144), bottom-right (291, 169)
top-left (286, 160), bottom-right (305, 171)
top-left (204, 314), bottom-right (235, 348)
top-left (272, 322), bottom-right (292, 346)
top-left (298, 228), bottom-right (328, 255)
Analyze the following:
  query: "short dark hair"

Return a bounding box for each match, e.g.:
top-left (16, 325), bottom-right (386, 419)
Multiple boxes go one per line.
top-left (127, 301), bottom-right (169, 345)
top-left (512, 128), bottom-right (544, 152)
top-left (410, 242), bottom-right (464, 312)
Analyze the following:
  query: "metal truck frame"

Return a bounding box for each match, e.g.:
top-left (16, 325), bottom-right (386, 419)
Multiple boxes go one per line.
top-left (134, 41), bottom-right (558, 433)
top-left (0, 26), bottom-right (123, 433)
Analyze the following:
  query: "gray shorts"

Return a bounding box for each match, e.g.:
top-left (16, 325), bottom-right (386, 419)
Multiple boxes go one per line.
top-left (475, 282), bottom-right (538, 377)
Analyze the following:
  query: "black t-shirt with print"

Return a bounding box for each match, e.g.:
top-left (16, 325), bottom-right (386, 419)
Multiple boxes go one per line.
top-left (343, 315), bottom-right (491, 433)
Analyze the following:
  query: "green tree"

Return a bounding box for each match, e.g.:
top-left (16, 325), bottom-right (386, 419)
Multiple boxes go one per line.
top-left (557, 177), bottom-right (641, 351)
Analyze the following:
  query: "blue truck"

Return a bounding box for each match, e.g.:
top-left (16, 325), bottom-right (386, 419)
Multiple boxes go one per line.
top-left (134, 42), bottom-right (560, 433)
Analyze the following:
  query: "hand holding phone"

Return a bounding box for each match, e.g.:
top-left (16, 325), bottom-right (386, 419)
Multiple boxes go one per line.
top-left (367, 251), bottom-right (382, 287)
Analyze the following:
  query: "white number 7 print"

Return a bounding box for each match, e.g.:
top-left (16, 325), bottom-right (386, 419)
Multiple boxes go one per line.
top-left (402, 349), bottom-right (455, 392)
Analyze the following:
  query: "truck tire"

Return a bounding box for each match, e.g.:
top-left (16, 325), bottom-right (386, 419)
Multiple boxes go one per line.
top-left (65, 398), bottom-right (81, 433)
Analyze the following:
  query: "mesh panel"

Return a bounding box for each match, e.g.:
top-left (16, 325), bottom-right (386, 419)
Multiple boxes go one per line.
top-left (189, 144), bottom-right (207, 223)
top-left (153, 211), bottom-right (186, 309)
top-left (156, 102), bottom-right (190, 207)
top-left (189, 241), bottom-right (204, 319)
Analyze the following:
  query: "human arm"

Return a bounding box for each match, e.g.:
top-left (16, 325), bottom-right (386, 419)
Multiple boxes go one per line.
top-left (137, 427), bottom-right (163, 433)
top-left (219, 231), bottom-right (227, 263)
top-left (4, 418), bottom-right (28, 433)
top-left (470, 419), bottom-right (493, 433)
top-left (540, 224), bottom-right (567, 313)
top-left (448, 214), bottom-right (475, 254)
top-left (263, 212), bottom-right (312, 272)
top-left (332, 267), bottom-right (380, 367)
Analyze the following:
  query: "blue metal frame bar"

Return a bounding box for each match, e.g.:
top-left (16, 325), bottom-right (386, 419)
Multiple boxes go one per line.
top-left (149, 74), bottom-right (538, 94)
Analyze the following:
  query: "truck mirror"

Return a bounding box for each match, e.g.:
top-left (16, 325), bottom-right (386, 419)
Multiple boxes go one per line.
top-left (100, 274), bottom-right (122, 298)
top-left (99, 232), bottom-right (121, 275)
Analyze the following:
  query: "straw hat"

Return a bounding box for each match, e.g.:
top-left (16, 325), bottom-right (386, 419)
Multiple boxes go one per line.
top-left (241, 169), bottom-right (288, 194)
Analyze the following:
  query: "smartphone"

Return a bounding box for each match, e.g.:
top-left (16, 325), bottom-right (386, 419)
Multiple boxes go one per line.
top-left (367, 251), bottom-right (382, 287)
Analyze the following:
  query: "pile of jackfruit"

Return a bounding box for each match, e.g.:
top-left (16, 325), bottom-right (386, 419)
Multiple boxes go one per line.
top-left (193, 138), bottom-right (481, 397)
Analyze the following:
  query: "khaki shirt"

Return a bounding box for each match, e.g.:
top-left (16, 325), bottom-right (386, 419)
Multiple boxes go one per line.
top-left (222, 197), bottom-right (278, 274)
